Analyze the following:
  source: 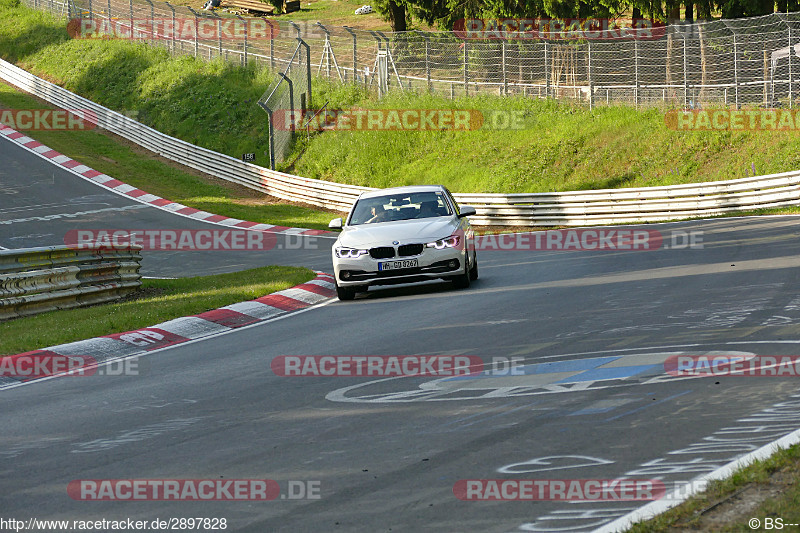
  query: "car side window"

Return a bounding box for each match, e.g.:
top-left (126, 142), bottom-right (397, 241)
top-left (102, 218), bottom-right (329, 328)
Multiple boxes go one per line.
top-left (443, 188), bottom-right (460, 216)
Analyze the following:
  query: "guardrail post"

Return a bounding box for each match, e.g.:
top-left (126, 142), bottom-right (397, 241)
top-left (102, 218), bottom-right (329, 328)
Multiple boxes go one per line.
top-left (236, 14), bottom-right (247, 66)
top-left (343, 26), bottom-right (358, 84)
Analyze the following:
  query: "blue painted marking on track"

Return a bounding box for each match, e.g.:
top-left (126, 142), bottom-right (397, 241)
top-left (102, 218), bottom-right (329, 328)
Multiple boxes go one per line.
top-left (554, 364), bottom-right (659, 384)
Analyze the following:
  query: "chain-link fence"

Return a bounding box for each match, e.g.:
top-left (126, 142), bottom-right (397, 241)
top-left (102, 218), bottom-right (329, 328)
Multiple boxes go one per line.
top-left (25, 0), bottom-right (800, 109)
top-left (257, 39), bottom-right (310, 167)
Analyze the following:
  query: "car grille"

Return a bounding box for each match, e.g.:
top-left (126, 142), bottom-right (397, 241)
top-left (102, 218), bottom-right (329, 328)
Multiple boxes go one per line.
top-left (369, 246), bottom-right (395, 259)
top-left (397, 244), bottom-right (423, 257)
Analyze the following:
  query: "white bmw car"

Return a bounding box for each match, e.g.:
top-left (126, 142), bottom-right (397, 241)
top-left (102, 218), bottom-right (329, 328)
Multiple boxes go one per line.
top-left (328, 185), bottom-right (478, 300)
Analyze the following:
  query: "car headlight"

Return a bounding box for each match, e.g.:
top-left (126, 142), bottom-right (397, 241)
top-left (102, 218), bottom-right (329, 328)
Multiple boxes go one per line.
top-left (335, 247), bottom-right (369, 259)
top-left (425, 235), bottom-right (461, 249)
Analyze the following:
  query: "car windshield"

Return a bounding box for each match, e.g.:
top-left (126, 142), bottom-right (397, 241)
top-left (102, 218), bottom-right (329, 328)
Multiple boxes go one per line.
top-left (348, 192), bottom-right (452, 225)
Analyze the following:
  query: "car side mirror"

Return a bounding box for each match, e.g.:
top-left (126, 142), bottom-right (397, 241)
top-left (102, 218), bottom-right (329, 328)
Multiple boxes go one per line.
top-left (458, 205), bottom-right (477, 218)
top-left (328, 218), bottom-right (343, 230)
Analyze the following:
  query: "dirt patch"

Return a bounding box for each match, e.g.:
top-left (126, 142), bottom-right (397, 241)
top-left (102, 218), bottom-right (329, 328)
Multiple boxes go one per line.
top-left (669, 469), bottom-right (797, 532)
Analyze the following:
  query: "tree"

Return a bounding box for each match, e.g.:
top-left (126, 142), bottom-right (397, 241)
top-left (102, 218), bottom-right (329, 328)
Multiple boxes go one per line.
top-left (372, 0), bottom-right (410, 31)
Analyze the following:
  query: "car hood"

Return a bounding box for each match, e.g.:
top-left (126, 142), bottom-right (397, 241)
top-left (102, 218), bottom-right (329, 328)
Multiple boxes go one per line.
top-left (338, 217), bottom-right (458, 248)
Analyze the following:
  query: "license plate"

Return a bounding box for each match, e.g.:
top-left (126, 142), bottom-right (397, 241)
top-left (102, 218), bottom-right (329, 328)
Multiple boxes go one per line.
top-left (379, 259), bottom-right (418, 271)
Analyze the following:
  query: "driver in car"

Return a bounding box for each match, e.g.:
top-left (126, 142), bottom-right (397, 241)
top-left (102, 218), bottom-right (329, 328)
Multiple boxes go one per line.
top-left (366, 204), bottom-right (389, 223)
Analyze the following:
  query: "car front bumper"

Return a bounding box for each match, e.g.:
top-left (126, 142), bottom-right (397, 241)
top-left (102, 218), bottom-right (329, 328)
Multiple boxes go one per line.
top-left (333, 246), bottom-right (464, 288)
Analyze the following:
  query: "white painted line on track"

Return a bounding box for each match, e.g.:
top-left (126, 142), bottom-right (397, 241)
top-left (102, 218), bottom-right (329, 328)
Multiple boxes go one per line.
top-left (0, 132), bottom-right (336, 239)
top-left (0, 297), bottom-right (337, 392)
top-left (595, 425), bottom-right (800, 533)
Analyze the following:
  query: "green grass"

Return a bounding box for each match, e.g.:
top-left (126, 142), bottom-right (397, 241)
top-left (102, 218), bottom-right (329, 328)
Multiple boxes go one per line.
top-left (0, 81), bottom-right (338, 230)
top-left (292, 92), bottom-right (800, 193)
top-left (628, 444), bottom-right (800, 531)
top-left (0, 265), bottom-right (314, 355)
top-left (3, 0), bottom-right (800, 199)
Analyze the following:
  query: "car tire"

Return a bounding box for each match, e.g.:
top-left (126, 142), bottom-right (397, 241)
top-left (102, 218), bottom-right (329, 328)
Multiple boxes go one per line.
top-left (336, 284), bottom-right (356, 301)
top-left (469, 253), bottom-right (478, 281)
top-left (452, 256), bottom-right (471, 289)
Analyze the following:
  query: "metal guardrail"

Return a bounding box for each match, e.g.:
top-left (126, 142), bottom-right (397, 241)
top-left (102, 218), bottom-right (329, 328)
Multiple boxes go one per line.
top-left (0, 244), bottom-right (143, 320)
top-left (2, 58), bottom-right (800, 226)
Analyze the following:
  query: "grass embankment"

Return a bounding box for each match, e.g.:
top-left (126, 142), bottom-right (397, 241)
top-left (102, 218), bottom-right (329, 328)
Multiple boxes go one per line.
top-left (4, 0), bottom-right (800, 201)
top-left (0, 266), bottom-right (314, 355)
top-left (629, 444), bottom-right (800, 531)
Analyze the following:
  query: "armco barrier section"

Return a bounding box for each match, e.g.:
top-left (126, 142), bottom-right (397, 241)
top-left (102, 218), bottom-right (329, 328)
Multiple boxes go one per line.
top-left (0, 244), bottom-right (143, 320)
top-left (2, 58), bottom-right (800, 226)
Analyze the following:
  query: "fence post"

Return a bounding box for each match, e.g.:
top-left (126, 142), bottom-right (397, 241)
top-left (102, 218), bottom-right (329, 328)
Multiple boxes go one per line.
top-left (463, 41), bottom-right (469, 96)
top-left (343, 26), bottom-right (358, 84)
top-left (317, 22), bottom-right (332, 78)
top-left (681, 32), bottom-right (688, 108)
top-left (142, 0), bottom-right (153, 45)
top-left (791, 26), bottom-right (794, 109)
top-left (300, 36), bottom-right (312, 109)
top-left (236, 14), bottom-right (247, 66)
top-left (215, 14), bottom-right (222, 59)
top-left (723, 21), bottom-right (739, 109)
top-left (634, 39), bottom-right (639, 107)
top-left (165, 2), bottom-right (175, 53)
top-left (416, 31), bottom-right (431, 92)
top-left (107, 0), bottom-right (111, 24)
top-left (733, 33), bottom-right (739, 108)
top-left (587, 41), bottom-right (593, 109)
top-left (544, 41), bottom-right (549, 98)
top-left (129, 0), bottom-right (134, 40)
top-left (502, 41), bottom-right (507, 95)
top-left (270, 21), bottom-right (277, 69)
top-left (187, 7), bottom-right (199, 57)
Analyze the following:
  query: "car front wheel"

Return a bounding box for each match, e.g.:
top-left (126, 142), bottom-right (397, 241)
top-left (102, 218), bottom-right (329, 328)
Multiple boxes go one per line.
top-left (452, 256), bottom-right (471, 289)
top-left (336, 283), bottom-right (357, 301)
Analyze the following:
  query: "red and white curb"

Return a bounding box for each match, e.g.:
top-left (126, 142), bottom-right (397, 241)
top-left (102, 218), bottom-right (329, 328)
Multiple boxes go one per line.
top-left (0, 271), bottom-right (336, 389)
top-left (0, 123), bottom-right (332, 237)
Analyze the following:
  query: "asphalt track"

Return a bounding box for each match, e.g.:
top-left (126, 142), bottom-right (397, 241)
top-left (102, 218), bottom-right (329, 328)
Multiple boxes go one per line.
top-left (4, 133), bottom-right (800, 532)
top-left (0, 137), bottom-right (333, 275)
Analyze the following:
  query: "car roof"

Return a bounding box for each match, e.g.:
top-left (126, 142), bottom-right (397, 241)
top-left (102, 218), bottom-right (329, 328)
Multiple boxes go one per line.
top-left (357, 185), bottom-right (446, 200)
